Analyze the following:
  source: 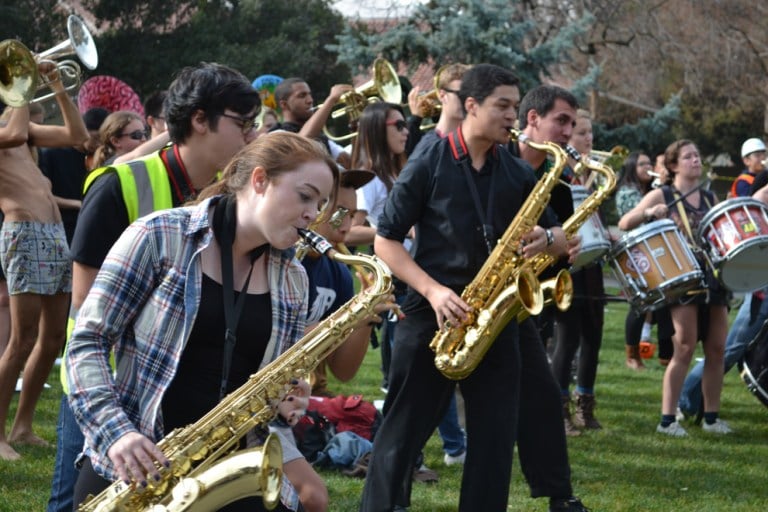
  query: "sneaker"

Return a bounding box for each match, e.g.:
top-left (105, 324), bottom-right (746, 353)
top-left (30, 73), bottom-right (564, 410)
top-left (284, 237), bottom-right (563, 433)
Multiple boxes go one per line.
top-left (443, 450), bottom-right (466, 466)
top-left (549, 496), bottom-right (590, 511)
top-left (702, 419), bottom-right (733, 434)
top-left (675, 407), bottom-right (686, 422)
top-left (656, 421), bottom-right (688, 437)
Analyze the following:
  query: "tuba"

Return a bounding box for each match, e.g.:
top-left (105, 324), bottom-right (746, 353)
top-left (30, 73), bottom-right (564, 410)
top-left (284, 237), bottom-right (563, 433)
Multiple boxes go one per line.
top-left (516, 145), bottom-right (617, 323)
top-left (78, 230), bottom-right (393, 512)
top-left (0, 15), bottom-right (97, 107)
top-left (428, 130), bottom-right (569, 380)
top-left (322, 58), bottom-right (401, 142)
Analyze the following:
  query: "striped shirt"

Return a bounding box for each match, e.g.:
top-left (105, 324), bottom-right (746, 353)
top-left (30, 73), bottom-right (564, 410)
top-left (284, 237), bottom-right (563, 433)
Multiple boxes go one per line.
top-left (65, 196), bottom-right (308, 481)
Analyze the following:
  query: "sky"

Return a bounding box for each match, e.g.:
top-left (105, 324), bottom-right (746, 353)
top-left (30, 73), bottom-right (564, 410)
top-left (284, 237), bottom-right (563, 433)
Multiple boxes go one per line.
top-left (331, 0), bottom-right (425, 19)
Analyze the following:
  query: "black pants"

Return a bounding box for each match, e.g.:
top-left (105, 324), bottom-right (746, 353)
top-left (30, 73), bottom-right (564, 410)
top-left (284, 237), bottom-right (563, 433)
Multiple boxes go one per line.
top-left (359, 301), bottom-right (520, 512)
top-left (73, 457), bottom-right (288, 512)
top-left (517, 318), bottom-right (574, 499)
top-left (625, 305), bottom-right (674, 359)
top-left (551, 297), bottom-right (603, 391)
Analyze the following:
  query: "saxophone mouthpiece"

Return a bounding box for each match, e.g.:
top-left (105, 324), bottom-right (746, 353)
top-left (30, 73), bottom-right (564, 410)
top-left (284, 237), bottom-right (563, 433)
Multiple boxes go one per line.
top-left (563, 144), bottom-right (582, 161)
top-left (297, 228), bottom-right (334, 255)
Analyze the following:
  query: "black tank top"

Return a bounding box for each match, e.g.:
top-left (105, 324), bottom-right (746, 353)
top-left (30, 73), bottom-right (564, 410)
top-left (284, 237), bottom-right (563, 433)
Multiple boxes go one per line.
top-left (161, 274), bottom-right (271, 433)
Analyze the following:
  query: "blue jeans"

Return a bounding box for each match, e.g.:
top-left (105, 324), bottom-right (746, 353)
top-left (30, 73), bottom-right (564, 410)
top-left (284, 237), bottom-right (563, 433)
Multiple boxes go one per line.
top-left (47, 394), bottom-right (84, 512)
top-left (437, 394), bottom-right (465, 456)
top-left (679, 292), bottom-right (768, 414)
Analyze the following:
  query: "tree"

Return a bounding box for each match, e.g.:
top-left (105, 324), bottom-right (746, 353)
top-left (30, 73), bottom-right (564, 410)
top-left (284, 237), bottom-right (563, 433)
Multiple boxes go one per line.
top-left (67, 0), bottom-right (351, 102)
top-left (330, 0), bottom-right (595, 91)
top-left (0, 0), bottom-right (68, 53)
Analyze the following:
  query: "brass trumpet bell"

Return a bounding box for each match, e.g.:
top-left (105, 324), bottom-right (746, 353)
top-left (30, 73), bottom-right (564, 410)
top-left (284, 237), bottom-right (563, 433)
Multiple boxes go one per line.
top-left (0, 40), bottom-right (39, 107)
top-left (0, 15), bottom-right (97, 108)
top-left (323, 58), bottom-right (402, 142)
top-left (418, 64), bottom-right (452, 132)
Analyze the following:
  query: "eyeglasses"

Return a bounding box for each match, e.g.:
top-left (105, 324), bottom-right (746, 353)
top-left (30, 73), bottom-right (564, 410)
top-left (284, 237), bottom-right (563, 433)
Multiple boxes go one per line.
top-left (119, 130), bottom-right (148, 141)
top-left (328, 206), bottom-right (351, 229)
top-left (386, 119), bottom-right (408, 132)
top-left (220, 112), bottom-right (258, 135)
top-left (442, 87), bottom-right (460, 95)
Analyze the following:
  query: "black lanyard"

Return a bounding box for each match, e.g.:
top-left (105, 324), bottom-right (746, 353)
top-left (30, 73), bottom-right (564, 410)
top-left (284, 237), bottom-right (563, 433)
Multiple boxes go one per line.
top-left (460, 158), bottom-right (497, 256)
top-left (212, 195), bottom-right (269, 400)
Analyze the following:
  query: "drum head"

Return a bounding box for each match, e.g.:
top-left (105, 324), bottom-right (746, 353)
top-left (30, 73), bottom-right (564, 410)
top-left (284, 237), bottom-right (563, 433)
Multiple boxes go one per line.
top-left (719, 240), bottom-right (768, 292)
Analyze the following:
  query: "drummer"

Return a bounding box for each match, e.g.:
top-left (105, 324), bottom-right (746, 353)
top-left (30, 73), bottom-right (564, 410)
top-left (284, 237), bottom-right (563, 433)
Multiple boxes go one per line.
top-left (618, 139), bottom-right (731, 437)
top-left (680, 164), bottom-right (768, 419)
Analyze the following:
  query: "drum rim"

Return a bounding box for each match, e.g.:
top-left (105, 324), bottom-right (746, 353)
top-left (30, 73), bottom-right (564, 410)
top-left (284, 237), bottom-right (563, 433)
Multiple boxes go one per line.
top-left (612, 218), bottom-right (678, 253)
top-left (697, 197), bottom-right (768, 238)
top-left (738, 361), bottom-right (768, 407)
top-left (618, 270), bottom-right (704, 310)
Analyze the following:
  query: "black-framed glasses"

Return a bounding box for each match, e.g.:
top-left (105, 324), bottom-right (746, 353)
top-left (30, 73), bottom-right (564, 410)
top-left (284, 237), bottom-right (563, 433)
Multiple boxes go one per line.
top-left (119, 130), bottom-right (147, 141)
top-left (220, 112), bottom-right (258, 135)
top-left (328, 206), bottom-right (351, 229)
top-left (441, 87), bottom-right (460, 95)
top-left (386, 119), bottom-right (408, 132)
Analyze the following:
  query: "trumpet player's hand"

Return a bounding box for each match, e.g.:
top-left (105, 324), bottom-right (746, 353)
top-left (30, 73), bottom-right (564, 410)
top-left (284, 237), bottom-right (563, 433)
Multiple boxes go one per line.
top-left (277, 378), bottom-right (310, 426)
top-left (107, 431), bottom-right (168, 486)
top-left (521, 225), bottom-right (549, 258)
top-left (566, 234), bottom-right (581, 264)
top-left (326, 84), bottom-right (354, 103)
top-left (407, 86), bottom-right (423, 117)
top-left (37, 61), bottom-right (64, 92)
top-left (425, 283), bottom-right (470, 330)
top-left (644, 204), bottom-right (667, 222)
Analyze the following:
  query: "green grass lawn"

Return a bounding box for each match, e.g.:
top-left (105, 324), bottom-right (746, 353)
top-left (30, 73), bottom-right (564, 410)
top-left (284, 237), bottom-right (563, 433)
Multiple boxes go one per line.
top-left (2, 298), bottom-right (767, 511)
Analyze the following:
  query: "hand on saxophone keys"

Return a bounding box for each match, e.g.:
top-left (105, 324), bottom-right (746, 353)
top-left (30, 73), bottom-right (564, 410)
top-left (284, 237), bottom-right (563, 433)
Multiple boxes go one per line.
top-left (107, 431), bottom-right (169, 487)
top-left (424, 282), bottom-right (471, 331)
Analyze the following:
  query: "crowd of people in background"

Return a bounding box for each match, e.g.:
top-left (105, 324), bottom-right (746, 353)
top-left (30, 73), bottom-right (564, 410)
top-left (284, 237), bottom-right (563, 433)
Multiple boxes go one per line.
top-left (1, 53), bottom-right (766, 512)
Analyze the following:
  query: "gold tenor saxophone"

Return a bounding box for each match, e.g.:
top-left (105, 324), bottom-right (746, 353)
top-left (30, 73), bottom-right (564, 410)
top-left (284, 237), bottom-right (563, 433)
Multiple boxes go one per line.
top-left (428, 129), bottom-right (569, 380)
top-left (78, 229), bottom-right (393, 512)
top-left (516, 145), bottom-right (617, 322)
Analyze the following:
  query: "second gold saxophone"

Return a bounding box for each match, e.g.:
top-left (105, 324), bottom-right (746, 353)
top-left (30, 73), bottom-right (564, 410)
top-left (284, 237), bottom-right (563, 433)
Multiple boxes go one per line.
top-left (428, 130), bottom-right (569, 380)
top-left (516, 145), bottom-right (617, 323)
top-left (78, 229), bottom-right (394, 512)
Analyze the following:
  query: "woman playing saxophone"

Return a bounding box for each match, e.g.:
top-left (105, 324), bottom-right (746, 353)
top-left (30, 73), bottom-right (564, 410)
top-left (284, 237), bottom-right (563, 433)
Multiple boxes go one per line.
top-left (65, 132), bottom-right (339, 511)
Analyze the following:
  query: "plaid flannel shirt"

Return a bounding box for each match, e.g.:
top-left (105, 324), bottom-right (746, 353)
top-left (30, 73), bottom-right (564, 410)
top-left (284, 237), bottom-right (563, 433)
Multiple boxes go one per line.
top-left (65, 196), bottom-right (308, 481)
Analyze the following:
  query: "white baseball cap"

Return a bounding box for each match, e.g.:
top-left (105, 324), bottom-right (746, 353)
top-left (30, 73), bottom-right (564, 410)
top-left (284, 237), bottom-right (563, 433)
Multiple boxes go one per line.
top-left (741, 137), bottom-right (767, 158)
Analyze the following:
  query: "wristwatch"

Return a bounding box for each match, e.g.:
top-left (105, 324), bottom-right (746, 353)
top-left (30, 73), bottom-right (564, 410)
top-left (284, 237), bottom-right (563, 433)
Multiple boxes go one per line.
top-left (545, 228), bottom-right (555, 247)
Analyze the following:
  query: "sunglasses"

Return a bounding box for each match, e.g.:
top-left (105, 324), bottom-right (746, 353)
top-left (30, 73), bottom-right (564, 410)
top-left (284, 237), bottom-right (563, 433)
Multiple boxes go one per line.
top-left (386, 119), bottom-right (408, 132)
top-left (119, 130), bottom-right (147, 141)
top-left (220, 112), bottom-right (258, 135)
top-left (328, 206), bottom-right (351, 229)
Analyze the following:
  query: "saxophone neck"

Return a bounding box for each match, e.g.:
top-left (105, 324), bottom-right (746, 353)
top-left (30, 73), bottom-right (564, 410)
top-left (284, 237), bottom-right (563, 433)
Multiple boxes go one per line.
top-left (297, 228), bottom-right (392, 296)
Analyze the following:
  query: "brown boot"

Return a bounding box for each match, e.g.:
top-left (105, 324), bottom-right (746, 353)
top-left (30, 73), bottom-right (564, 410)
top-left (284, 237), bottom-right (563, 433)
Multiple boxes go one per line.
top-left (625, 345), bottom-right (646, 370)
top-left (573, 392), bottom-right (602, 430)
top-left (561, 395), bottom-right (581, 436)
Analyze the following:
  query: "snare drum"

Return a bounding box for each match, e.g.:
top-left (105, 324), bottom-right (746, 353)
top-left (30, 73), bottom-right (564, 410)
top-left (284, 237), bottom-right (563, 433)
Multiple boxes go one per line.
top-left (570, 185), bottom-right (611, 269)
top-left (697, 198), bottom-right (768, 292)
top-left (609, 219), bottom-right (703, 311)
top-left (738, 320), bottom-right (768, 408)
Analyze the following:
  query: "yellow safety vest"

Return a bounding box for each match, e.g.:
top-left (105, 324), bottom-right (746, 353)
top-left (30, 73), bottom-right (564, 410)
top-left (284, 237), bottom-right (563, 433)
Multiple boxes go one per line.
top-left (61, 153), bottom-right (175, 392)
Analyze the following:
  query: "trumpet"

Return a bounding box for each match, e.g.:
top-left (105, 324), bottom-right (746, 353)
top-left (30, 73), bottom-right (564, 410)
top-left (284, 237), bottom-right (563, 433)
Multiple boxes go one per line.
top-left (0, 15), bottom-right (97, 107)
top-left (415, 64), bottom-right (451, 132)
top-left (321, 58), bottom-right (401, 142)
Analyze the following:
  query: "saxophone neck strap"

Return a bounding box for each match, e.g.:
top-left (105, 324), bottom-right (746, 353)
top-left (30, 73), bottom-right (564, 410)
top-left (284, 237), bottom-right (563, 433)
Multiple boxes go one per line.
top-left (449, 127), bottom-right (497, 255)
top-left (212, 194), bottom-right (269, 400)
